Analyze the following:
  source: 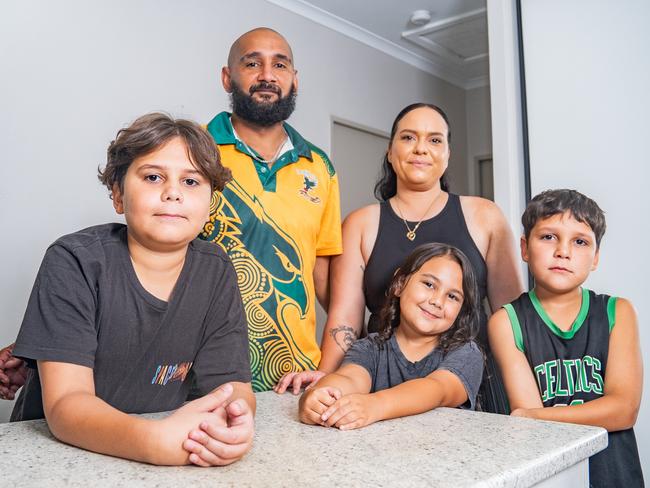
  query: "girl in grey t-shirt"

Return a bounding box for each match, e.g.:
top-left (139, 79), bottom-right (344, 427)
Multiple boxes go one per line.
top-left (299, 243), bottom-right (484, 430)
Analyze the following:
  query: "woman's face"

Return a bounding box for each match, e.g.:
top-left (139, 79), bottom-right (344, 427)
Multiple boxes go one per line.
top-left (387, 107), bottom-right (450, 192)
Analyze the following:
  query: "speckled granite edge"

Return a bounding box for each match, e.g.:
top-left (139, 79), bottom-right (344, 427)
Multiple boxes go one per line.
top-left (475, 416), bottom-right (607, 488)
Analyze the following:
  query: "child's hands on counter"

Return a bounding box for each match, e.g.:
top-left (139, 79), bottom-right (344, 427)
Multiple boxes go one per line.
top-left (151, 383), bottom-right (234, 465)
top-left (321, 393), bottom-right (379, 430)
top-left (183, 385), bottom-right (255, 467)
top-left (298, 386), bottom-right (342, 425)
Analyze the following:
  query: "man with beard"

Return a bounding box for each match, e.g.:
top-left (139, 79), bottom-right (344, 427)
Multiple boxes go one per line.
top-left (200, 28), bottom-right (342, 392)
top-left (0, 27), bottom-right (342, 398)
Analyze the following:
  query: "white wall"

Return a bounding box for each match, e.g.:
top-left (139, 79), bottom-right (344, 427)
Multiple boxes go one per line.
top-left (0, 0), bottom-right (470, 421)
top-left (519, 0), bottom-right (650, 469)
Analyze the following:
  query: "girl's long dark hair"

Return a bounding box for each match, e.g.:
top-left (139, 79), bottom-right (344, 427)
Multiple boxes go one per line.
top-left (376, 243), bottom-right (480, 353)
top-left (374, 103), bottom-right (452, 201)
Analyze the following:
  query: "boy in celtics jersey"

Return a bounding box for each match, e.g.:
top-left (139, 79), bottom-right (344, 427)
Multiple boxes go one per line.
top-left (489, 189), bottom-right (643, 487)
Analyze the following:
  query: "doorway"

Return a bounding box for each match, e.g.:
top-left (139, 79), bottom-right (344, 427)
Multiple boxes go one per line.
top-left (331, 120), bottom-right (390, 219)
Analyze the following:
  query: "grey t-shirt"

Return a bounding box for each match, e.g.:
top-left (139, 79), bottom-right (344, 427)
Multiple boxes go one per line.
top-left (342, 333), bottom-right (483, 410)
top-left (11, 223), bottom-right (251, 421)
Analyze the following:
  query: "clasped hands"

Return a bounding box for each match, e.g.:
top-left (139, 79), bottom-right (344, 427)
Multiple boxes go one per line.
top-left (298, 386), bottom-right (378, 431)
top-left (158, 383), bottom-right (255, 467)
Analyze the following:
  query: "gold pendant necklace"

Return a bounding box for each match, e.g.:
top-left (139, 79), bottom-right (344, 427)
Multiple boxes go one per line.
top-left (394, 194), bottom-right (440, 241)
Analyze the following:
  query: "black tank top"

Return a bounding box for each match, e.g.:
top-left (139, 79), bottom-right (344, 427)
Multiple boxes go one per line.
top-left (505, 290), bottom-right (644, 487)
top-left (363, 193), bottom-right (488, 340)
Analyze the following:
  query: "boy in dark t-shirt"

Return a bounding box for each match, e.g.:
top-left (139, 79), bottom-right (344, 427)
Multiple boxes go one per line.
top-left (10, 113), bottom-right (255, 467)
top-left (489, 189), bottom-right (643, 487)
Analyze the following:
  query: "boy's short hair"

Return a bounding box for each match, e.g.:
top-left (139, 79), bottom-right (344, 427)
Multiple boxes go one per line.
top-left (522, 189), bottom-right (606, 247)
top-left (98, 113), bottom-right (231, 195)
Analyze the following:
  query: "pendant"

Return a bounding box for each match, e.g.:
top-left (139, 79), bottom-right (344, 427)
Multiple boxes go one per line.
top-left (406, 230), bottom-right (416, 241)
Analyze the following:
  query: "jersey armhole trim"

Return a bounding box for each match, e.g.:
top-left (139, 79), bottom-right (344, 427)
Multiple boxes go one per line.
top-left (607, 296), bottom-right (617, 333)
top-left (503, 304), bottom-right (525, 353)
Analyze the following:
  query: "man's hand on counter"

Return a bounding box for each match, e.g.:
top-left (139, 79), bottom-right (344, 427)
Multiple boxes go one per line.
top-left (182, 383), bottom-right (255, 467)
top-left (0, 343), bottom-right (27, 400)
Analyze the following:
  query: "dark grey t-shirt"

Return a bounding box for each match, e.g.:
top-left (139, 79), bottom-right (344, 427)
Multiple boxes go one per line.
top-left (342, 333), bottom-right (483, 410)
top-left (11, 223), bottom-right (251, 421)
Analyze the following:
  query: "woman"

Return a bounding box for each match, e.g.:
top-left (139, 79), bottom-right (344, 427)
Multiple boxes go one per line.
top-left (276, 103), bottom-right (524, 413)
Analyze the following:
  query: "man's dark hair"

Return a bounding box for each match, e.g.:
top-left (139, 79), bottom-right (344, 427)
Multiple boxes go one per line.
top-left (522, 189), bottom-right (606, 247)
top-left (98, 113), bottom-right (231, 195)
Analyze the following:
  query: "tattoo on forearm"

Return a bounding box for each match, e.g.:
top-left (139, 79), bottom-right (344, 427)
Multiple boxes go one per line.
top-left (329, 325), bottom-right (358, 353)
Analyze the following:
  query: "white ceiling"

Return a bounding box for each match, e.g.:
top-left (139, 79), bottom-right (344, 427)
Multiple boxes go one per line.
top-left (267, 0), bottom-right (489, 89)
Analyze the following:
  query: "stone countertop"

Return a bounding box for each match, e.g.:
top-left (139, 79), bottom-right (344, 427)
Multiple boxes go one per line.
top-left (0, 391), bottom-right (606, 487)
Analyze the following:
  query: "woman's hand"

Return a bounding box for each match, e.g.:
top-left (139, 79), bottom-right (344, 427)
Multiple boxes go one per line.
top-left (298, 386), bottom-right (342, 425)
top-left (321, 393), bottom-right (380, 430)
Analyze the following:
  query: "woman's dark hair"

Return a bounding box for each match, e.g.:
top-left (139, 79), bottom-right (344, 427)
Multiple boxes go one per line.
top-left (98, 112), bottom-right (231, 195)
top-left (522, 189), bottom-right (607, 248)
top-left (374, 103), bottom-right (451, 201)
top-left (375, 243), bottom-right (480, 353)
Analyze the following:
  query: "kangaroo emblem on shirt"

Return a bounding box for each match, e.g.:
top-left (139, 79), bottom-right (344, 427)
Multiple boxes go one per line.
top-left (297, 169), bottom-right (321, 204)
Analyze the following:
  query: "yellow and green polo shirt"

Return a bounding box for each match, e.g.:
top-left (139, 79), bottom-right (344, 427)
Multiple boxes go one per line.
top-left (202, 112), bottom-right (342, 392)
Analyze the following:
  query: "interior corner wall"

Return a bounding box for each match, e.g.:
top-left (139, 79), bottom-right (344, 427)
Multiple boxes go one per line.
top-left (519, 0), bottom-right (650, 469)
top-left (0, 0), bottom-right (468, 421)
top-left (465, 85), bottom-right (493, 196)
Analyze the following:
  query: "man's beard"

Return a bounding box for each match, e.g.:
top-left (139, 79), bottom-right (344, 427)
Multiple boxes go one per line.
top-left (229, 80), bottom-right (297, 127)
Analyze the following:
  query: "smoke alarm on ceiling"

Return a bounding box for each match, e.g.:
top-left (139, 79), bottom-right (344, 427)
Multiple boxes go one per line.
top-left (409, 9), bottom-right (432, 26)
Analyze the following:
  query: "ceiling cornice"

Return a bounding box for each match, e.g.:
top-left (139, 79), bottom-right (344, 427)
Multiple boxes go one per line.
top-left (266, 0), bottom-right (487, 90)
